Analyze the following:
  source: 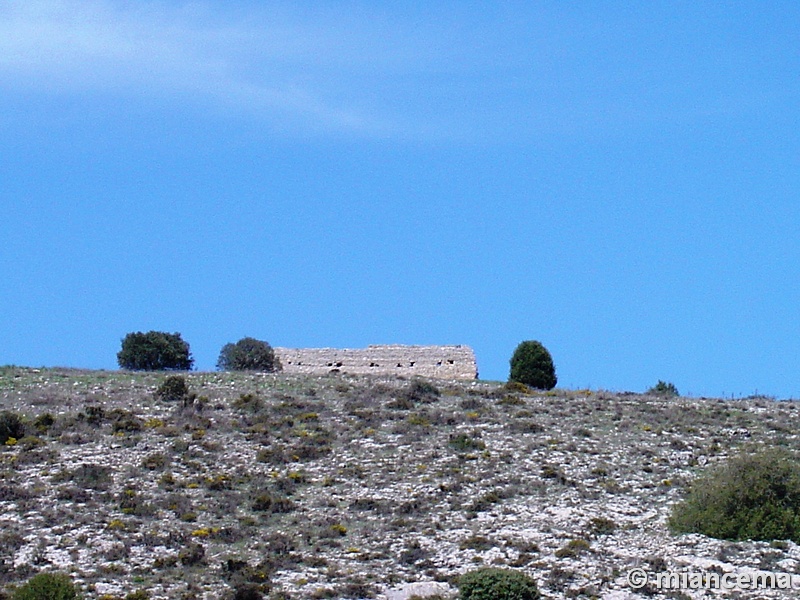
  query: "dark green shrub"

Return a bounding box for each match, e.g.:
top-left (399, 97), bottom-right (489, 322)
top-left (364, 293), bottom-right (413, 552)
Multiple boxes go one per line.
top-left (33, 413), bottom-right (55, 433)
top-left (554, 538), bottom-right (591, 558)
top-left (117, 331), bottom-right (193, 371)
top-left (232, 585), bottom-right (264, 600)
top-left (12, 572), bottom-right (81, 600)
top-left (178, 542), bottom-right (205, 566)
top-left (449, 433), bottom-right (486, 452)
top-left (155, 375), bottom-right (192, 403)
top-left (291, 426), bottom-right (335, 460)
top-left (118, 486), bottom-right (156, 517)
top-left (232, 393), bottom-right (264, 413)
top-left (0, 411), bottom-right (26, 445)
top-left (467, 491), bottom-right (502, 513)
top-left (82, 405), bottom-right (106, 426)
top-left (403, 379), bottom-right (441, 403)
top-left (503, 381), bottom-right (532, 395)
top-left (458, 567), bottom-right (540, 600)
top-left (587, 516), bottom-right (617, 536)
top-left (109, 409), bottom-right (144, 433)
top-left (669, 448), bottom-right (800, 542)
top-left (71, 463), bottom-right (113, 490)
top-left (217, 338), bottom-right (282, 372)
top-left (252, 492), bottom-right (294, 513)
top-left (399, 540), bottom-right (430, 565)
top-left (647, 380), bottom-right (679, 397)
top-left (509, 341), bottom-right (557, 390)
top-left (386, 397), bottom-right (415, 411)
top-left (459, 535), bottom-right (494, 551)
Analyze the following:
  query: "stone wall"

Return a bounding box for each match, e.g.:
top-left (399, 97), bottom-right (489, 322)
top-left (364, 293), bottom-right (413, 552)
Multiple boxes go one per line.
top-left (273, 345), bottom-right (478, 379)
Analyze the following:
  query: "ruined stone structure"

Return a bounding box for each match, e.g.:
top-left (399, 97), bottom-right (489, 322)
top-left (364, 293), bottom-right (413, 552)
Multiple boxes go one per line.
top-left (274, 345), bottom-right (478, 379)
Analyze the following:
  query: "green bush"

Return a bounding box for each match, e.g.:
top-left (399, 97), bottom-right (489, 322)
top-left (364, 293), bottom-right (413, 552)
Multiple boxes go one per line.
top-left (232, 393), bottom-right (264, 413)
top-left (403, 380), bottom-right (441, 403)
top-left (503, 381), bottom-right (532, 395)
top-left (232, 585), bottom-right (264, 600)
top-left (33, 413), bottom-right (55, 433)
top-left (509, 341), bottom-right (557, 390)
top-left (458, 567), bottom-right (540, 600)
top-left (0, 411), bottom-right (26, 445)
top-left (217, 338), bottom-right (282, 372)
top-left (647, 380), bottom-right (679, 397)
top-left (117, 331), bottom-right (193, 371)
top-left (252, 492), bottom-right (294, 514)
top-left (155, 375), bottom-right (192, 404)
top-left (12, 572), bottom-right (81, 600)
top-left (554, 538), bottom-right (590, 558)
top-left (669, 448), bottom-right (800, 542)
top-left (449, 433), bottom-right (486, 452)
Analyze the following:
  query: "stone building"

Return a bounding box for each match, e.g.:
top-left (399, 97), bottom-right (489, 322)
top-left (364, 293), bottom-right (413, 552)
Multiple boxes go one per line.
top-left (273, 344), bottom-right (478, 379)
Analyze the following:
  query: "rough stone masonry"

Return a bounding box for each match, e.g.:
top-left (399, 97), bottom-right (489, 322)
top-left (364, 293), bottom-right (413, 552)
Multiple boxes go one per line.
top-left (273, 345), bottom-right (478, 379)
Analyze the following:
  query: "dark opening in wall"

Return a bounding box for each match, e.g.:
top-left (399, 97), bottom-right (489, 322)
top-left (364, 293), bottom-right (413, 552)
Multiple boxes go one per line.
top-left (448, 360), bottom-right (454, 364)
top-left (410, 361), bottom-right (415, 367)
top-left (336, 362), bottom-right (343, 367)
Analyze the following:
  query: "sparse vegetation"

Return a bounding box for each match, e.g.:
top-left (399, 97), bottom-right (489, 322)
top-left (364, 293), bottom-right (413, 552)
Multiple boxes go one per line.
top-left (1, 367), bottom-right (799, 600)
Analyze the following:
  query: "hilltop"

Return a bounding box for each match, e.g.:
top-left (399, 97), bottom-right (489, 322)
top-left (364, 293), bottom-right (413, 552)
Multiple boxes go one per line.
top-left (1, 367), bottom-right (799, 599)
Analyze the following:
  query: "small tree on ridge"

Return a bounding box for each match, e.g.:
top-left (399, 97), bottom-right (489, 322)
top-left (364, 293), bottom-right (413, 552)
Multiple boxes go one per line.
top-left (509, 340), bottom-right (557, 390)
top-left (117, 331), bottom-right (193, 371)
top-left (217, 337), bottom-right (282, 372)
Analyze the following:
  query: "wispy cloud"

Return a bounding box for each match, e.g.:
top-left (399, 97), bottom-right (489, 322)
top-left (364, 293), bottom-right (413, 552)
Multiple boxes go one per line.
top-left (0, 1), bottom-right (440, 137)
top-left (0, 2), bottom-right (786, 142)
top-left (0, 1), bottom-right (567, 142)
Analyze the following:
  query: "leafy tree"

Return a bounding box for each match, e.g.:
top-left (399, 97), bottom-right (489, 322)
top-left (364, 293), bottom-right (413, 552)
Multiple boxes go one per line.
top-left (458, 567), bottom-right (541, 600)
top-left (117, 331), bottom-right (193, 371)
top-left (12, 572), bottom-right (81, 600)
top-left (217, 337), bottom-right (282, 372)
top-left (670, 448), bottom-right (800, 542)
top-left (509, 340), bottom-right (557, 390)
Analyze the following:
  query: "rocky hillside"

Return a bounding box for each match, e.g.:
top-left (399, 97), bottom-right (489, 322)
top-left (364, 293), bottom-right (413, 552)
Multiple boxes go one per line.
top-left (1, 367), bottom-right (799, 599)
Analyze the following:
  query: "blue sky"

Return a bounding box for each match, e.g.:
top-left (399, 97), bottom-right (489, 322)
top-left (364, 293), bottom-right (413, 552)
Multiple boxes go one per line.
top-left (2, 1), bottom-right (799, 397)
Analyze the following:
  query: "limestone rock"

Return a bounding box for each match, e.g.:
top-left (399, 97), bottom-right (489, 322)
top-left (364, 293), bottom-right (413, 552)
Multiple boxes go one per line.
top-left (383, 581), bottom-right (455, 600)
